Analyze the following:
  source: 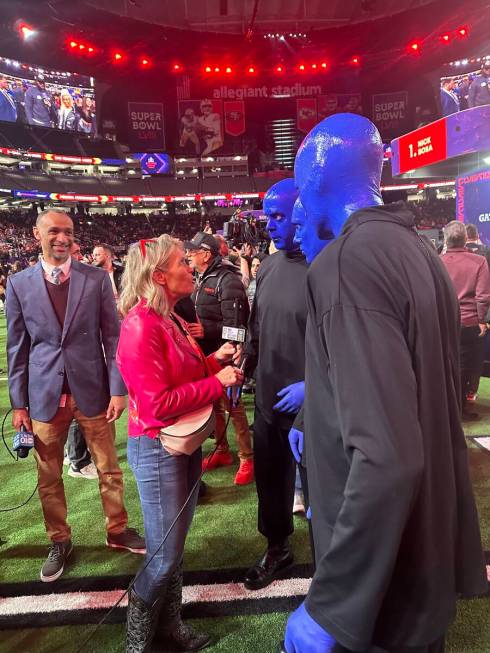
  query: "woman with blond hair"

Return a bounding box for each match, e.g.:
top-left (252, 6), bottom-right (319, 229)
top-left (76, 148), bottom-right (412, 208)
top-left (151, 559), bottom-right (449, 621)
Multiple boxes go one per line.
top-left (117, 235), bottom-right (243, 653)
top-left (57, 90), bottom-right (76, 130)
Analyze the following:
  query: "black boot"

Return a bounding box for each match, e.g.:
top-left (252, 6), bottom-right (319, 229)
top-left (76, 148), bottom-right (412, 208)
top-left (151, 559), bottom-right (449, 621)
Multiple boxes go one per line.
top-left (126, 587), bottom-right (161, 653)
top-left (243, 541), bottom-right (293, 590)
top-left (153, 564), bottom-right (211, 652)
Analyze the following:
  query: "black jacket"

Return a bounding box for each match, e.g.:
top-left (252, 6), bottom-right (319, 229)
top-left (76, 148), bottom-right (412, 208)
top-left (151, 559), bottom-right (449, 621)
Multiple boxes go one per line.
top-left (303, 202), bottom-right (486, 651)
top-left (192, 256), bottom-right (249, 356)
top-left (244, 250), bottom-right (307, 427)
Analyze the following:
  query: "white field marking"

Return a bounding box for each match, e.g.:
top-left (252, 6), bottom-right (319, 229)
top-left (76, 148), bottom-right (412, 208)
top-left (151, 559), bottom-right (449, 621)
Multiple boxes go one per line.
top-left (0, 577), bottom-right (312, 617)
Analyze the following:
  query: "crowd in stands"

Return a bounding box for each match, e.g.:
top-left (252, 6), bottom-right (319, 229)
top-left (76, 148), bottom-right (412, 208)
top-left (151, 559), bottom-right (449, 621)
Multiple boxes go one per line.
top-left (0, 197), bottom-right (456, 273)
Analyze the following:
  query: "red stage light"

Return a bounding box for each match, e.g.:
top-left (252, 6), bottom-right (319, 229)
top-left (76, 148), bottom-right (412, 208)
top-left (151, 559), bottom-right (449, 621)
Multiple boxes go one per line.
top-left (88, 46), bottom-right (94, 53)
top-left (225, 66), bottom-right (232, 74)
top-left (457, 26), bottom-right (468, 37)
top-left (79, 44), bottom-right (85, 50)
top-left (247, 66), bottom-right (256, 74)
top-left (351, 56), bottom-right (360, 65)
top-left (408, 41), bottom-right (421, 53)
top-left (204, 66), bottom-right (212, 73)
top-left (299, 64), bottom-right (305, 71)
top-left (69, 40), bottom-right (77, 48)
top-left (19, 23), bottom-right (35, 40)
top-left (141, 58), bottom-right (151, 67)
top-left (275, 65), bottom-right (284, 73)
top-left (441, 33), bottom-right (451, 43)
top-left (321, 61), bottom-right (328, 69)
top-left (311, 63), bottom-right (317, 70)
top-left (173, 63), bottom-right (182, 72)
top-left (214, 66), bottom-right (221, 73)
top-left (113, 52), bottom-right (123, 62)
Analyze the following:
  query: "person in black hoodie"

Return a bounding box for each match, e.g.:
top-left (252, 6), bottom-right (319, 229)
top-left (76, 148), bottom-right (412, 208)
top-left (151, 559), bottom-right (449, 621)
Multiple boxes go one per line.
top-left (283, 113), bottom-right (487, 653)
top-left (186, 232), bottom-right (254, 485)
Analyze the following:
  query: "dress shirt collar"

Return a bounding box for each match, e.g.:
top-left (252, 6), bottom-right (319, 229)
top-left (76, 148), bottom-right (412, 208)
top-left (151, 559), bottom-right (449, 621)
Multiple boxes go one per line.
top-left (41, 256), bottom-right (72, 282)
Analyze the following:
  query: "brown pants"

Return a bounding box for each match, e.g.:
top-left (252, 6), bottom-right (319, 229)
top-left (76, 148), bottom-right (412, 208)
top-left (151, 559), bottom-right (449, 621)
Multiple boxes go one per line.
top-left (32, 395), bottom-right (128, 542)
top-left (214, 392), bottom-right (253, 462)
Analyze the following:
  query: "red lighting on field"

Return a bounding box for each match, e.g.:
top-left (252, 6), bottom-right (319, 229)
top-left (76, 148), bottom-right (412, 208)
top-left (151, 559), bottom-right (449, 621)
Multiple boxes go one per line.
top-left (225, 66), bottom-right (232, 74)
top-left (19, 23), bottom-right (35, 40)
top-left (457, 26), bottom-right (468, 37)
top-left (408, 41), bottom-right (421, 53)
top-left (299, 64), bottom-right (305, 71)
top-left (247, 66), bottom-right (256, 74)
top-left (351, 56), bottom-right (360, 65)
top-left (204, 66), bottom-right (212, 73)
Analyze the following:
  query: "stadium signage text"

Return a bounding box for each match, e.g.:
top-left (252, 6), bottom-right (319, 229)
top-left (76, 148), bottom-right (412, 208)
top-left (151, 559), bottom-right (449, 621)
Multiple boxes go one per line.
top-left (212, 84), bottom-right (323, 99)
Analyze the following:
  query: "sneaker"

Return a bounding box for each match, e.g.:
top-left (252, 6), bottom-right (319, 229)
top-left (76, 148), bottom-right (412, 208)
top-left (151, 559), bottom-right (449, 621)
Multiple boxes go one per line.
top-left (293, 489), bottom-right (305, 515)
top-left (202, 450), bottom-right (233, 472)
top-left (68, 462), bottom-right (98, 480)
top-left (63, 455), bottom-right (70, 466)
top-left (106, 527), bottom-right (146, 554)
top-left (466, 392), bottom-right (478, 403)
top-left (40, 540), bottom-right (73, 582)
top-left (234, 459), bottom-right (254, 485)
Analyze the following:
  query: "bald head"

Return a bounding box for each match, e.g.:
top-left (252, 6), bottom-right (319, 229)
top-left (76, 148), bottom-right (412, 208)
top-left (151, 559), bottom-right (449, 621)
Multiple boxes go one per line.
top-left (33, 210), bottom-right (74, 265)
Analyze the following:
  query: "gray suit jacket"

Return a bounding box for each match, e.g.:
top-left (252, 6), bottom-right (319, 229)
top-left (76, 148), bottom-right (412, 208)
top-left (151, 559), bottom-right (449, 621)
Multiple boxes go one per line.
top-left (6, 259), bottom-right (127, 422)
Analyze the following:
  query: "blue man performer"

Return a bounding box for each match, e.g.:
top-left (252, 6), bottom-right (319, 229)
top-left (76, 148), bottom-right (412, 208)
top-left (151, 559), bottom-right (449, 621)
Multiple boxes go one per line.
top-left (284, 113), bottom-right (486, 653)
top-left (243, 178), bottom-right (309, 590)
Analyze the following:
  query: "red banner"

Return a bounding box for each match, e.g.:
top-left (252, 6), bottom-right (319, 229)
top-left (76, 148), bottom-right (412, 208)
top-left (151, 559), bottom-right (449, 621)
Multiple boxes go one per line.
top-left (297, 99), bottom-right (317, 134)
top-left (224, 100), bottom-right (246, 136)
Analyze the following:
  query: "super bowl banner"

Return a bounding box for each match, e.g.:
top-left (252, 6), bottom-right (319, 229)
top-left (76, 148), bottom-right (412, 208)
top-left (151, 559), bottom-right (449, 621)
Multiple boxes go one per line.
top-left (372, 92), bottom-right (409, 138)
top-left (456, 169), bottom-right (490, 244)
top-left (128, 102), bottom-right (165, 151)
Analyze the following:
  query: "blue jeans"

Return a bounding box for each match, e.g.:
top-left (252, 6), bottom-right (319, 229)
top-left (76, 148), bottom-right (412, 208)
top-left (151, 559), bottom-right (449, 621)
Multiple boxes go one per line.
top-left (128, 436), bottom-right (202, 605)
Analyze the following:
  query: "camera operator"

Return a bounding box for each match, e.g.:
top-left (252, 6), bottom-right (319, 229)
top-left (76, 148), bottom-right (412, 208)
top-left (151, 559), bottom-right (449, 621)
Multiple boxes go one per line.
top-left (186, 232), bottom-right (254, 486)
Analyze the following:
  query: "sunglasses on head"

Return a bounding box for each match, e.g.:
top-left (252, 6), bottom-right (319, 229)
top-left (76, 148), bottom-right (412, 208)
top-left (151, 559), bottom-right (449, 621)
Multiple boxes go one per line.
top-left (138, 238), bottom-right (157, 258)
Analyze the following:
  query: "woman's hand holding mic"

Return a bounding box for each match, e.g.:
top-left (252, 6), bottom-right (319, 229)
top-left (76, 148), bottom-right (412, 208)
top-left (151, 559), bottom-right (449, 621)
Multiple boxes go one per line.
top-left (215, 342), bottom-right (237, 363)
top-left (215, 366), bottom-right (244, 388)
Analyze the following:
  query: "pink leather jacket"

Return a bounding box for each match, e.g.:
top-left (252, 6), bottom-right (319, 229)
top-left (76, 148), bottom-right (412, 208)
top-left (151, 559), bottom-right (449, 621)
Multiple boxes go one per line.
top-left (116, 300), bottom-right (224, 438)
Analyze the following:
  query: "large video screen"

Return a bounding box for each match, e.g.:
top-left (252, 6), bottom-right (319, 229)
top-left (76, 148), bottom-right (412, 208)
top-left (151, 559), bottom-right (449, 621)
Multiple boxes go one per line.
top-left (0, 56), bottom-right (96, 136)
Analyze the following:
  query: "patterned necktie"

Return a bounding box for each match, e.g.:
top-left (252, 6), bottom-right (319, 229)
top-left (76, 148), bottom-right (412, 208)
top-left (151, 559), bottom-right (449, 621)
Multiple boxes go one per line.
top-left (51, 267), bottom-right (62, 285)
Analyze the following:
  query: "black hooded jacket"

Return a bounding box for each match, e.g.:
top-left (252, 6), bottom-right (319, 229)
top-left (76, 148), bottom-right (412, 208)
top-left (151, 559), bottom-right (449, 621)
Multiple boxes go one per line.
top-left (302, 202), bottom-right (486, 651)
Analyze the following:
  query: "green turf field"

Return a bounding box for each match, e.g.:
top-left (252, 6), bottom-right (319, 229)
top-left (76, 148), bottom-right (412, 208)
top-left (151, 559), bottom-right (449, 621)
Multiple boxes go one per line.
top-left (0, 314), bottom-right (489, 653)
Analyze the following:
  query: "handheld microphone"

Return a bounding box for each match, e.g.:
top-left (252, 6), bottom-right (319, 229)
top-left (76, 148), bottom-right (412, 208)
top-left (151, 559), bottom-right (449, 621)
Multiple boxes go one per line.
top-left (12, 425), bottom-right (35, 459)
top-left (222, 298), bottom-right (247, 344)
top-left (223, 299), bottom-right (247, 407)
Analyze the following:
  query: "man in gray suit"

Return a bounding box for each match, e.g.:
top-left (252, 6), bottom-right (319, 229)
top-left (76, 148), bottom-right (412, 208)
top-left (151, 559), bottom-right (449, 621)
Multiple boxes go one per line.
top-left (6, 209), bottom-right (145, 583)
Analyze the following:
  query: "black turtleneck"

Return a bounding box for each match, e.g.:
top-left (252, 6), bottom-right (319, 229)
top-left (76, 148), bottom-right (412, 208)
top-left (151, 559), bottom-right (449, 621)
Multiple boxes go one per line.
top-left (244, 249), bottom-right (308, 427)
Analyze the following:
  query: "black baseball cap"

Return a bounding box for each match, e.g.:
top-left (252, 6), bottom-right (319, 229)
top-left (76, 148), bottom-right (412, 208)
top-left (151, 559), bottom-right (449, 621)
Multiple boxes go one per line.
top-left (184, 232), bottom-right (219, 256)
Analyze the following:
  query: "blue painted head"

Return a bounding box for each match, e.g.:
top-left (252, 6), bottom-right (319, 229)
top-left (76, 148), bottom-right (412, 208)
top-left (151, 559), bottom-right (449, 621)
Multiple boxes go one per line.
top-left (294, 113), bottom-right (384, 261)
top-left (263, 178), bottom-right (299, 252)
top-left (291, 197), bottom-right (328, 264)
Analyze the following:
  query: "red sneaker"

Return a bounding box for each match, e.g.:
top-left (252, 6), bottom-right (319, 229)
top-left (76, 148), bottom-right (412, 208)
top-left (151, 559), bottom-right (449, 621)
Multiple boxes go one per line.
top-left (202, 450), bottom-right (234, 471)
top-left (234, 459), bottom-right (254, 485)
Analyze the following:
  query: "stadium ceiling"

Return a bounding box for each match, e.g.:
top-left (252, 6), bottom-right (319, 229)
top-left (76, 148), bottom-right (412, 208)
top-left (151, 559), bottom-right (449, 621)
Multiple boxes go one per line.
top-left (82, 0), bottom-right (438, 34)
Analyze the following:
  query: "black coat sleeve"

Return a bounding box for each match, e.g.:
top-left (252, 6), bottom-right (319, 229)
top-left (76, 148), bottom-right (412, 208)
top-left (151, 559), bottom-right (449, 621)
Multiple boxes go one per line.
top-left (219, 271), bottom-right (249, 329)
top-left (305, 304), bottom-right (424, 651)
